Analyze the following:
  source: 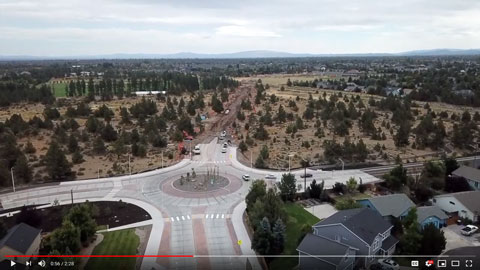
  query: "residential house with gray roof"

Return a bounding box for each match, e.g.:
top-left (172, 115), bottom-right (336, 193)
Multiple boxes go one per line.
top-left (416, 206), bottom-right (448, 229)
top-left (309, 208), bottom-right (397, 268)
top-left (357, 194), bottom-right (415, 222)
top-left (0, 223), bottom-right (41, 264)
top-left (297, 233), bottom-right (357, 270)
top-left (432, 191), bottom-right (480, 222)
top-left (451, 166), bottom-right (480, 190)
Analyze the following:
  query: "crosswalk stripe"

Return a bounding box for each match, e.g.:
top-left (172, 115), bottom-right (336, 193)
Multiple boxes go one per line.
top-left (221, 214), bottom-right (225, 219)
top-left (210, 214), bottom-right (214, 219)
top-left (181, 216), bottom-right (185, 220)
top-left (171, 217), bottom-right (174, 222)
top-left (187, 215), bottom-right (191, 220)
top-left (205, 214), bottom-right (209, 219)
top-left (176, 216), bottom-right (180, 221)
top-left (216, 214), bottom-right (219, 219)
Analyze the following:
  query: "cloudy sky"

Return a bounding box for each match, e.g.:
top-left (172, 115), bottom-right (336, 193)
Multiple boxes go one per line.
top-left (1, 0), bottom-right (479, 56)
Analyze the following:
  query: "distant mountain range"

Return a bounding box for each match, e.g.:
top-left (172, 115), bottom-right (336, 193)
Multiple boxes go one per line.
top-left (1, 49), bottom-right (480, 60)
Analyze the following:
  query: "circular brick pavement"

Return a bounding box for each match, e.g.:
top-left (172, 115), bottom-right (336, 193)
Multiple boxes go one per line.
top-left (161, 172), bottom-right (243, 198)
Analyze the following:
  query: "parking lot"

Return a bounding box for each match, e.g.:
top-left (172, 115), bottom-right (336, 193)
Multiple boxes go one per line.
top-left (442, 224), bottom-right (480, 252)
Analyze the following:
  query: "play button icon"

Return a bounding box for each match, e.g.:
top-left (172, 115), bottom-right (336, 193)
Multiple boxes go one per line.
top-left (10, 261), bottom-right (16, 267)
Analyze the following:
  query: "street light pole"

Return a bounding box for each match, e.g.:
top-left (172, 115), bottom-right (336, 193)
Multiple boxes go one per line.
top-left (339, 158), bottom-right (345, 171)
top-left (10, 167), bottom-right (15, 193)
top-left (161, 150), bottom-right (164, 168)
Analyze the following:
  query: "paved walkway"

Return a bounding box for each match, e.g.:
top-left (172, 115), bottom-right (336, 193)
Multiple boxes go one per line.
top-left (231, 201), bottom-right (262, 270)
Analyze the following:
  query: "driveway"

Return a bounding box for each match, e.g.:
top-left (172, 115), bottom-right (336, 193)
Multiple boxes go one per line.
top-left (443, 225), bottom-right (480, 252)
top-left (304, 203), bottom-right (338, 220)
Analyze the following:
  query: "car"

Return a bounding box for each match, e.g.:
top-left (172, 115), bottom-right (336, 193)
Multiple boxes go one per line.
top-left (220, 130), bottom-right (227, 137)
top-left (377, 258), bottom-right (400, 270)
top-left (221, 147), bottom-right (227, 153)
top-left (192, 145), bottom-right (201, 155)
top-left (461, 225), bottom-right (479, 236)
top-left (242, 174), bottom-right (250, 181)
top-left (265, 174), bottom-right (277, 180)
top-left (224, 109), bottom-right (230, 114)
top-left (299, 173), bottom-right (313, 178)
top-left (223, 142), bottom-right (228, 148)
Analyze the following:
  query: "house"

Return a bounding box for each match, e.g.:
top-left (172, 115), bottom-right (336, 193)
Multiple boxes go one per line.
top-left (297, 233), bottom-right (357, 270)
top-left (453, 89), bottom-right (475, 97)
top-left (383, 87), bottom-right (403, 96)
top-left (310, 208), bottom-right (397, 268)
top-left (357, 194), bottom-right (415, 222)
top-left (344, 82), bottom-right (364, 92)
top-left (432, 191), bottom-right (480, 222)
top-left (451, 166), bottom-right (480, 190)
top-left (0, 223), bottom-right (42, 264)
top-left (417, 206), bottom-right (448, 229)
top-left (134, 91), bottom-right (166, 96)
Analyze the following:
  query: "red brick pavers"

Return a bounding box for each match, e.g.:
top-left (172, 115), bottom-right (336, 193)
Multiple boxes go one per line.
top-left (193, 218), bottom-right (211, 270)
top-left (161, 173), bottom-right (242, 198)
top-left (157, 208), bottom-right (172, 268)
top-left (226, 218), bottom-right (242, 255)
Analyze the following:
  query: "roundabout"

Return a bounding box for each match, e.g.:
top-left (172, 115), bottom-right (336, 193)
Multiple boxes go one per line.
top-left (0, 137), bottom-right (381, 270)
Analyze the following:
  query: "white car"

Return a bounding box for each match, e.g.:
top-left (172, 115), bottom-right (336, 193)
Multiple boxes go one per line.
top-left (377, 258), bottom-right (400, 270)
top-left (192, 145), bottom-right (201, 155)
top-left (220, 130), bottom-right (227, 137)
top-left (221, 147), bottom-right (227, 153)
top-left (242, 174), bottom-right (250, 181)
top-left (265, 174), bottom-right (276, 180)
top-left (461, 225), bottom-right (478, 236)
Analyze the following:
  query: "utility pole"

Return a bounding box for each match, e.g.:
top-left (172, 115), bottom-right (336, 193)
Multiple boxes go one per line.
top-left (98, 168), bottom-right (100, 179)
top-left (10, 167), bottom-right (15, 193)
top-left (71, 189), bottom-right (74, 204)
top-left (161, 150), bottom-right (164, 168)
top-left (302, 159), bottom-right (308, 193)
top-left (128, 154), bottom-right (131, 175)
top-left (250, 151), bottom-right (253, 169)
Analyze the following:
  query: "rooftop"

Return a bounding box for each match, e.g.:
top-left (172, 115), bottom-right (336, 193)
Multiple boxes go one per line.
top-left (417, 206), bottom-right (448, 222)
top-left (314, 208), bottom-right (392, 244)
top-left (358, 193), bottom-right (415, 218)
top-left (452, 166), bottom-right (480, 183)
top-left (435, 191), bottom-right (480, 214)
top-left (0, 223), bottom-right (41, 254)
top-left (297, 233), bottom-right (355, 267)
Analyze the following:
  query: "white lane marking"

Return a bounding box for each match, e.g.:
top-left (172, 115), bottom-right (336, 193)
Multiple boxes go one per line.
top-left (216, 214), bottom-right (219, 219)
top-left (210, 214), bottom-right (214, 219)
top-left (187, 215), bottom-right (191, 220)
top-left (171, 217), bottom-right (175, 222)
top-left (221, 214), bottom-right (225, 219)
top-left (205, 214), bottom-right (209, 219)
top-left (181, 216), bottom-right (185, 221)
top-left (176, 216), bottom-right (180, 221)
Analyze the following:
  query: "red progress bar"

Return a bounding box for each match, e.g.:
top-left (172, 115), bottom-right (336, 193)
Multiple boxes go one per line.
top-left (5, 255), bottom-right (194, 258)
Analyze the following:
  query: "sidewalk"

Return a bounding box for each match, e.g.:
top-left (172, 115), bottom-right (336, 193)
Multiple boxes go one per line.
top-left (231, 201), bottom-right (263, 270)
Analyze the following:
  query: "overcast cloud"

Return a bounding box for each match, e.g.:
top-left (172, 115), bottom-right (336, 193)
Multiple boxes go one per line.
top-left (0, 0), bottom-right (479, 56)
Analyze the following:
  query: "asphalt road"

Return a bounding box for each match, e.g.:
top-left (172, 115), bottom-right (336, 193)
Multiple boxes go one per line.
top-left (0, 137), bottom-right (382, 270)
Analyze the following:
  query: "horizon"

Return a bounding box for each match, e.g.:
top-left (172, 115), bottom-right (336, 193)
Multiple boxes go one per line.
top-left (1, 0), bottom-right (480, 56)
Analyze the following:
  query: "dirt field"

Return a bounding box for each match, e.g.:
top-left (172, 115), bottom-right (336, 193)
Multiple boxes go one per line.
top-left (234, 75), bottom-right (480, 169)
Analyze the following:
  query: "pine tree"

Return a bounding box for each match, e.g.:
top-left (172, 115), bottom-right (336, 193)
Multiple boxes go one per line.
top-left (14, 154), bottom-right (32, 183)
top-left (44, 141), bottom-right (73, 181)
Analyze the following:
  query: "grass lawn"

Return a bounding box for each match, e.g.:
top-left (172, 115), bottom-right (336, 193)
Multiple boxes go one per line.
top-left (85, 229), bottom-right (140, 270)
top-left (269, 203), bottom-right (320, 270)
top-left (50, 82), bottom-right (67, 97)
